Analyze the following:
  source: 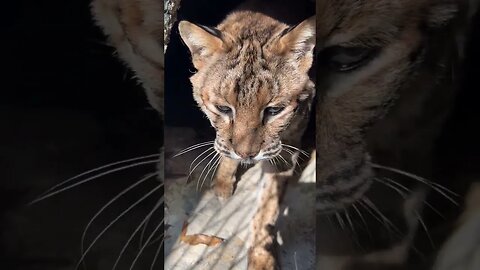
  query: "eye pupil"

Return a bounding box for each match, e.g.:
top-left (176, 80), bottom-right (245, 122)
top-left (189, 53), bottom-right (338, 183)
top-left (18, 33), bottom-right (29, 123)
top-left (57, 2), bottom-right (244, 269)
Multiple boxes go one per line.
top-left (215, 105), bottom-right (232, 114)
top-left (265, 106), bottom-right (285, 116)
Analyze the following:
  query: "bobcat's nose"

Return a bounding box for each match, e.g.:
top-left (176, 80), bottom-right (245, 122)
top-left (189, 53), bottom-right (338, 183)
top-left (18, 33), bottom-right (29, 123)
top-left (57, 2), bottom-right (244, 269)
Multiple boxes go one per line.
top-left (235, 150), bottom-right (259, 160)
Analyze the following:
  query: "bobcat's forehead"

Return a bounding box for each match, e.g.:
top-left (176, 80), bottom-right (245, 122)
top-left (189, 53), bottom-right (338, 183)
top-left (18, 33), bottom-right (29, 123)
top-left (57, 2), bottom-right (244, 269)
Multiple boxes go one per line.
top-left (192, 12), bottom-right (309, 108)
top-left (207, 45), bottom-right (280, 108)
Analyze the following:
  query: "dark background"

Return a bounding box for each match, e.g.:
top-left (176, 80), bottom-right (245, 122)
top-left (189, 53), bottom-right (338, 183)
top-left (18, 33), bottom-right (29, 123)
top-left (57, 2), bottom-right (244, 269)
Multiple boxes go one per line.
top-left (1, 0), bottom-right (163, 269)
top-left (0, 0), bottom-right (479, 269)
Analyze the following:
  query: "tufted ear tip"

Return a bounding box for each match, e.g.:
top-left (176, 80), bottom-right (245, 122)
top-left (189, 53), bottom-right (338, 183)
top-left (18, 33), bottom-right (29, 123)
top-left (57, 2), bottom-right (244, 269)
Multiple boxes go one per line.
top-left (275, 16), bottom-right (316, 72)
top-left (280, 16), bottom-right (316, 50)
top-left (178, 21), bottom-right (224, 70)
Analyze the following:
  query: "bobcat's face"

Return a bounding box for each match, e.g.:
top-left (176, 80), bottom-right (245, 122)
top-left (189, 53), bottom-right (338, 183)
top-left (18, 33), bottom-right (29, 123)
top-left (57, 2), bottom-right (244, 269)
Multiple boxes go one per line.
top-left (316, 0), bottom-right (459, 212)
top-left (179, 12), bottom-right (315, 163)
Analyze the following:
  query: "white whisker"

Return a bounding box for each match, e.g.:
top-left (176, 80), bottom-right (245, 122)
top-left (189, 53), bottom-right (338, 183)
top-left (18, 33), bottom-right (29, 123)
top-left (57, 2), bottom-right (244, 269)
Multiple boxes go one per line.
top-left (374, 178), bottom-right (435, 247)
top-left (282, 147), bottom-right (305, 162)
top-left (335, 212), bottom-right (346, 231)
top-left (372, 163), bottom-right (459, 205)
top-left (278, 154), bottom-right (290, 167)
top-left (139, 216), bottom-right (152, 251)
top-left (80, 172), bottom-right (158, 267)
top-left (75, 185), bottom-right (163, 269)
top-left (129, 219), bottom-right (164, 270)
top-left (382, 177), bottom-right (446, 219)
top-left (30, 159), bottom-right (159, 205)
top-left (281, 144), bottom-right (309, 157)
top-left (352, 203), bottom-right (372, 240)
top-left (150, 235), bottom-right (164, 270)
top-left (415, 210), bottom-right (435, 248)
top-left (188, 147), bottom-right (214, 173)
top-left (209, 156), bottom-right (223, 185)
top-left (196, 152), bottom-right (219, 191)
top-left (360, 198), bottom-right (402, 236)
top-left (110, 202), bottom-right (163, 270)
top-left (188, 149), bottom-right (216, 180)
top-left (172, 141), bottom-right (214, 158)
top-left (37, 153), bottom-right (160, 198)
top-left (200, 155), bottom-right (221, 191)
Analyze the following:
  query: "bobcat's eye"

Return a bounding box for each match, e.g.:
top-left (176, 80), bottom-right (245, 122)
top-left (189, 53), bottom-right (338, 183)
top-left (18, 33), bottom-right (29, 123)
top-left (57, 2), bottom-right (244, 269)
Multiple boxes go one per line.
top-left (265, 106), bottom-right (285, 116)
top-left (322, 46), bottom-right (379, 72)
top-left (215, 105), bottom-right (232, 114)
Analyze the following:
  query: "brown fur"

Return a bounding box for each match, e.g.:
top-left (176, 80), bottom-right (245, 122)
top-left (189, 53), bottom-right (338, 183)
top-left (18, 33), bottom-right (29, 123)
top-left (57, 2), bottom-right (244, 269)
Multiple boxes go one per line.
top-left (179, 12), bottom-right (315, 196)
top-left (179, 7), bottom-right (315, 269)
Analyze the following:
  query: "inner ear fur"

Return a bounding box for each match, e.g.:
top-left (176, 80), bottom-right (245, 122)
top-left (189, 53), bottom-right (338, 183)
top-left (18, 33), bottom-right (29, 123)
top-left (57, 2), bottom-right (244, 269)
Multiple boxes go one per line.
top-left (178, 21), bottom-right (225, 69)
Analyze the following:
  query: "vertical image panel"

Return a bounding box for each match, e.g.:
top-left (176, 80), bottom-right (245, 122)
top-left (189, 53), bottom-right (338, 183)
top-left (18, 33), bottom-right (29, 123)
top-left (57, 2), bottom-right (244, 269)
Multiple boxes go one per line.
top-left (316, 0), bottom-right (480, 269)
top-left (164, 0), bottom-right (316, 269)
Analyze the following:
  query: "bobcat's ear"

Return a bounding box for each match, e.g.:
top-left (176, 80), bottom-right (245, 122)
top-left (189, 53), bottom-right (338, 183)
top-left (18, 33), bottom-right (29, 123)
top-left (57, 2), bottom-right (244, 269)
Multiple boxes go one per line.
top-left (178, 21), bottom-right (225, 69)
top-left (275, 16), bottom-right (315, 73)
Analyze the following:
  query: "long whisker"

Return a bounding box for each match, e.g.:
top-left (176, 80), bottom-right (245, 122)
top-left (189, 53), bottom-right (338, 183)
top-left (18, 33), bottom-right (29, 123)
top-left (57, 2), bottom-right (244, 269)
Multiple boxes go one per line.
top-left (281, 144), bottom-right (309, 157)
top-left (372, 163), bottom-right (459, 205)
top-left (209, 156), bottom-right (223, 186)
top-left (188, 147), bottom-right (214, 173)
top-left (188, 149), bottom-right (216, 180)
top-left (150, 235), bottom-right (164, 270)
top-left (172, 141), bottom-right (215, 158)
top-left (352, 203), bottom-right (372, 240)
top-left (374, 178), bottom-right (436, 248)
top-left (363, 198), bottom-right (401, 233)
top-left (382, 177), bottom-right (446, 219)
top-left (360, 198), bottom-right (402, 236)
top-left (144, 233), bottom-right (165, 249)
top-left (344, 208), bottom-right (363, 250)
top-left (129, 219), bottom-right (164, 270)
top-left (111, 202), bottom-right (164, 270)
top-left (196, 152), bottom-right (219, 191)
top-left (282, 147), bottom-right (305, 162)
top-left (278, 154), bottom-right (291, 167)
top-left (414, 210), bottom-right (435, 248)
top-left (37, 153), bottom-right (160, 198)
top-left (139, 215), bottom-right (154, 251)
top-left (277, 153), bottom-right (300, 174)
top-left (80, 172), bottom-right (158, 267)
top-left (335, 212), bottom-right (346, 231)
top-left (75, 185), bottom-right (163, 269)
top-left (282, 148), bottom-right (303, 168)
top-left (200, 155), bottom-right (221, 191)
top-left (270, 156), bottom-right (280, 172)
top-left (30, 159), bottom-right (159, 205)
top-left (344, 209), bottom-right (355, 236)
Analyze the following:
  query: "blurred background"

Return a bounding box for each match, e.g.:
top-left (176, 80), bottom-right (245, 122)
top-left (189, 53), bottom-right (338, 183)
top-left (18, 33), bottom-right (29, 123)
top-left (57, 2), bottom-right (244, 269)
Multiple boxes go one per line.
top-left (1, 0), bottom-right (163, 269)
top-left (1, 0), bottom-right (479, 269)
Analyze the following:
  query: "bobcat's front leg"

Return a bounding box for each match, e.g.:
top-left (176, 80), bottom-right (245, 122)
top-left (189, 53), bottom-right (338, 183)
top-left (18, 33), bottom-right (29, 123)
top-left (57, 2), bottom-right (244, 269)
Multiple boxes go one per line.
top-left (213, 158), bottom-right (239, 199)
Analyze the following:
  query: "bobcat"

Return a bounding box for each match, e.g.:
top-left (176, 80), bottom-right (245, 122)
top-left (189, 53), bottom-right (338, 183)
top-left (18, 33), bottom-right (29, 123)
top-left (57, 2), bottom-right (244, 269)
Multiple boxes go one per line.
top-left (178, 1), bottom-right (315, 268)
top-left (178, 5), bottom-right (316, 198)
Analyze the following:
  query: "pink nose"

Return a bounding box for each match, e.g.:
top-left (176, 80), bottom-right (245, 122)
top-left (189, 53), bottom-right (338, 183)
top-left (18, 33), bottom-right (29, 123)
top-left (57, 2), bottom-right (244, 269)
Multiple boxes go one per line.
top-left (236, 150), bottom-right (258, 159)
